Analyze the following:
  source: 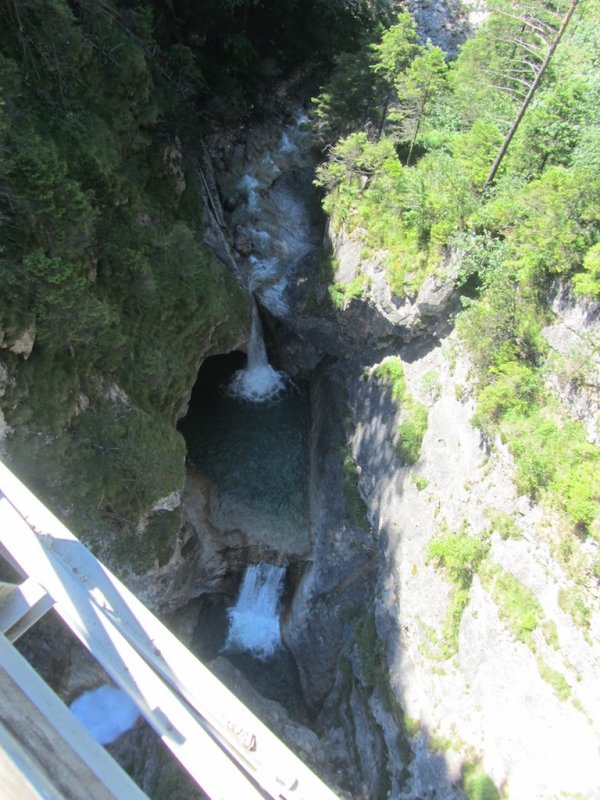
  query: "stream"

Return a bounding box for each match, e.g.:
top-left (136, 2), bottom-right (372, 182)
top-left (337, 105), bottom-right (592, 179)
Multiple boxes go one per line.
top-left (177, 109), bottom-right (320, 720)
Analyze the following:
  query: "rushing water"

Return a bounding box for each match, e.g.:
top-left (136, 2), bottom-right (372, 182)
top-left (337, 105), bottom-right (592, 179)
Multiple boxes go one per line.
top-left (178, 109), bottom-right (317, 722)
top-left (228, 302), bottom-right (287, 403)
top-left (225, 563), bottom-right (286, 659)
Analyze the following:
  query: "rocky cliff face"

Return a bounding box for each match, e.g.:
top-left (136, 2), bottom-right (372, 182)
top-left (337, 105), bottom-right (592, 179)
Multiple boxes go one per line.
top-left (175, 101), bottom-right (596, 798)
top-left (277, 218), bottom-right (600, 797)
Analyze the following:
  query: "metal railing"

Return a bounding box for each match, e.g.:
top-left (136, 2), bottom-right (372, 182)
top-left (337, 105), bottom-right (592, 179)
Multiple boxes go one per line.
top-left (0, 461), bottom-right (339, 800)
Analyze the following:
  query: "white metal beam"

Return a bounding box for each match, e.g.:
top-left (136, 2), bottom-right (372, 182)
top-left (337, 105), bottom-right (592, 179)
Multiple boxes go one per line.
top-left (0, 632), bottom-right (149, 800)
top-left (0, 578), bottom-right (54, 641)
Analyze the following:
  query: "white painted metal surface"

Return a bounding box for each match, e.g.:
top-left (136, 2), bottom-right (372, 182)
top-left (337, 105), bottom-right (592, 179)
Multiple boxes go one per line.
top-left (0, 461), bottom-right (340, 800)
top-left (0, 578), bottom-right (54, 642)
top-left (0, 632), bottom-right (148, 800)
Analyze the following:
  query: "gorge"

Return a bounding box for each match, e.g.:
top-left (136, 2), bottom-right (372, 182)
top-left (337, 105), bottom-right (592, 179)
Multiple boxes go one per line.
top-left (1, 1), bottom-right (599, 799)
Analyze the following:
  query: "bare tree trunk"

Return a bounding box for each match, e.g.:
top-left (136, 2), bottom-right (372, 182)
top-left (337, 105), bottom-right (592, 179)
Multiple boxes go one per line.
top-left (482, 0), bottom-right (580, 192)
top-left (406, 114), bottom-right (421, 166)
top-left (406, 98), bottom-right (427, 166)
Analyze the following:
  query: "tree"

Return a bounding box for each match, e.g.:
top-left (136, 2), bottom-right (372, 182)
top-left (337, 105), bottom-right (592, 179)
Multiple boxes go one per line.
top-left (370, 11), bottom-right (419, 135)
top-left (392, 44), bottom-right (448, 165)
top-left (482, 0), bottom-right (581, 189)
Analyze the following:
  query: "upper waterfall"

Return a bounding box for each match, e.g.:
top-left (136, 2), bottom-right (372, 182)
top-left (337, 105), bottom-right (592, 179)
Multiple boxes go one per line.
top-left (228, 300), bottom-right (287, 402)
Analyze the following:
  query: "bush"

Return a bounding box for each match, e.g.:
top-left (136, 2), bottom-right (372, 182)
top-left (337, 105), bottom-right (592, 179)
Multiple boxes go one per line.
top-left (480, 562), bottom-right (542, 649)
top-left (428, 532), bottom-right (489, 590)
top-left (343, 452), bottom-right (370, 530)
top-left (537, 658), bottom-right (571, 701)
top-left (374, 356), bottom-right (406, 401)
top-left (397, 402), bottom-right (428, 465)
top-left (574, 242), bottom-right (600, 298)
top-left (473, 361), bottom-right (542, 430)
top-left (559, 586), bottom-right (592, 640)
top-left (503, 413), bottom-right (599, 532)
top-left (462, 763), bottom-right (500, 800)
top-left (411, 474), bottom-right (429, 491)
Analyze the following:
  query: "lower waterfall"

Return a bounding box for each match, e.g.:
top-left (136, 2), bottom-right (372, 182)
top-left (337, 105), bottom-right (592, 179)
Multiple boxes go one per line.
top-left (225, 563), bottom-right (286, 660)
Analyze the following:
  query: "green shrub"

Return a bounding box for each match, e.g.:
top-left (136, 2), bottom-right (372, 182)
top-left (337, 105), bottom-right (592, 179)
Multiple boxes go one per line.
top-left (537, 658), bottom-right (571, 701)
top-left (503, 413), bottom-right (600, 532)
top-left (397, 402), bottom-right (428, 465)
top-left (480, 562), bottom-right (542, 649)
top-left (411, 474), bottom-right (429, 491)
top-left (473, 361), bottom-right (542, 430)
top-left (574, 242), bottom-right (600, 298)
top-left (559, 586), bottom-right (592, 640)
top-left (484, 508), bottom-right (522, 540)
top-left (542, 620), bottom-right (560, 650)
top-left (329, 274), bottom-right (370, 308)
top-left (462, 763), bottom-right (501, 800)
top-left (404, 716), bottom-right (421, 736)
top-left (343, 451), bottom-right (371, 530)
top-left (421, 370), bottom-right (441, 401)
top-left (374, 356), bottom-right (407, 401)
top-left (426, 529), bottom-right (489, 659)
top-left (428, 533), bottom-right (489, 590)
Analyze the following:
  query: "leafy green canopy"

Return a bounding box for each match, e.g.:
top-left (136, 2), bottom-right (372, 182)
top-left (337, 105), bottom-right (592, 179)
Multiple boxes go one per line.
top-left (314, 1), bottom-right (599, 297)
top-left (314, 0), bottom-right (599, 539)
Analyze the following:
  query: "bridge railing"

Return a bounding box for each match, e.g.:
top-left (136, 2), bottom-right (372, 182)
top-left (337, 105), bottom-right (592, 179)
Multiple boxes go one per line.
top-left (0, 460), bottom-right (339, 800)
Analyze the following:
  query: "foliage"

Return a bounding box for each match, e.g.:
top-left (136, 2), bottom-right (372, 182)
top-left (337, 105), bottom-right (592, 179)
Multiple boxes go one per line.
top-left (354, 610), bottom-right (399, 714)
top-left (420, 370), bottom-right (441, 401)
top-left (503, 412), bottom-right (600, 531)
top-left (462, 762), bottom-right (501, 800)
top-left (473, 361), bottom-right (542, 430)
top-left (315, 0), bottom-right (599, 305)
top-left (397, 402), bottom-right (428, 465)
top-left (573, 242), bottom-right (600, 298)
top-left (373, 356), bottom-right (406, 402)
top-left (536, 658), bottom-right (571, 701)
top-left (428, 532), bottom-right (489, 590)
top-left (373, 356), bottom-right (429, 464)
top-left (329, 274), bottom-right (370, 308)
top-left (411, 474), bottom-right (429, 491)
top-left (479, 562), bottom-right (543, 649)
top-left (0, 0), bottom-right (248, 560)
top-left (484, 508), bottom-right (522, 540)
top-left (559, 586), bottom-right (592, 641)
top-left (426, 524), bottom-right (489, 658)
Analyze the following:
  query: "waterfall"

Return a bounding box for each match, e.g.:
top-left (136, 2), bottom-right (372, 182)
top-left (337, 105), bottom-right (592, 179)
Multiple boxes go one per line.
top-left (228, 300), bottom-right (286, 402)
top-left (225, 563), bottom-right (286, 660)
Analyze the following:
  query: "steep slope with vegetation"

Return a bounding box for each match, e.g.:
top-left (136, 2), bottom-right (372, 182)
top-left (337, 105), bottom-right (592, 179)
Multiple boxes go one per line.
top-left (301, 1), bottom-right (599, 796)
top-left (314, 0), bottom-right (599, 543)
top-left (0, 0), bottom-right (393, 587)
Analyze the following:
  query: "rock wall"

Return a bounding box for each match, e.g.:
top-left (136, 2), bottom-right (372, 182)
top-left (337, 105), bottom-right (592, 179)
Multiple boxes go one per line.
top-left (347, 335), bottom-right (600, 799)
top-left (278, 215), bottom-right (600, 798)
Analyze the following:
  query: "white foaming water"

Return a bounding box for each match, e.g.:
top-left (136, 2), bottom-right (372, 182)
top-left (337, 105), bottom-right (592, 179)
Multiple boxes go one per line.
top-left (248, 255), bottom-right (279, 288)
top-left (228, 302), bottom-right (286, 403)
top-left (226, 563), bottom-right (286, 660)
top-left (249, 228), bottom-right (271, 254)
top-left (237, 173), bottom-right (261, 214)
top-left (70, 685), bottom-right (139, 745)
top-left (279, 131), bottom-right (298, 156)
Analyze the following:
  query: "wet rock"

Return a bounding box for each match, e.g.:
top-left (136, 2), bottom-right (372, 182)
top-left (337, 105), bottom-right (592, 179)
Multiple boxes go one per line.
top-left (233, 225), bottom-right (254, 256)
